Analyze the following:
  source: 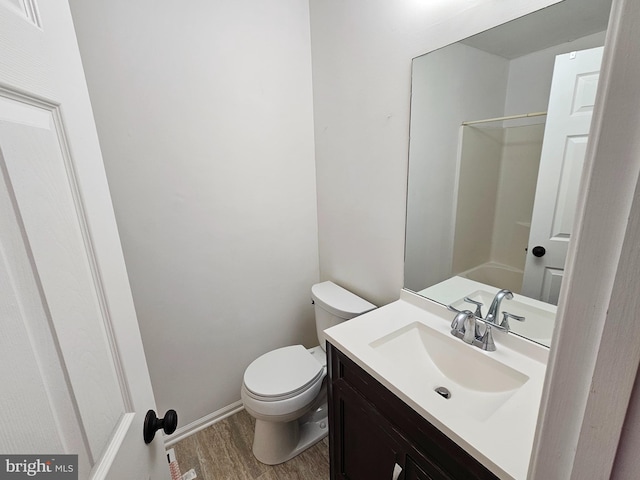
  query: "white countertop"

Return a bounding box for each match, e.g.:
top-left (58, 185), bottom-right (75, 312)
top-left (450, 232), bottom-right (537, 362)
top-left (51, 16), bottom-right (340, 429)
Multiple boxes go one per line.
top-left (324, 289), bottom-right (548, 480)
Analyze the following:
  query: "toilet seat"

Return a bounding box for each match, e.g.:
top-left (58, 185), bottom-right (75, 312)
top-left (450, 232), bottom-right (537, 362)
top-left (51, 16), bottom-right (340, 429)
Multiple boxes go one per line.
top-left (243, 345), bottom-right (324, 401)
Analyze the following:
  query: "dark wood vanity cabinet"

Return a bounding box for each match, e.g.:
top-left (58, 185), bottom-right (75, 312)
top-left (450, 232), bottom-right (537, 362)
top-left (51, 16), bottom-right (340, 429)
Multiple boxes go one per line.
top-left (327, 343), bottom-right (499, 480)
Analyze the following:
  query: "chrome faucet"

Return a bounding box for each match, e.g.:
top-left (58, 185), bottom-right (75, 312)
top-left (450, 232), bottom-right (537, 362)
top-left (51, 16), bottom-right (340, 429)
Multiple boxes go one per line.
top-left (451, 310), bottom-right (478, 345)
top-left (486, 289), bottom-right (513, 324)
top-left (448, 292), bottom-right (526, 352)
top-left (450, 308), bottom-right (501, 351)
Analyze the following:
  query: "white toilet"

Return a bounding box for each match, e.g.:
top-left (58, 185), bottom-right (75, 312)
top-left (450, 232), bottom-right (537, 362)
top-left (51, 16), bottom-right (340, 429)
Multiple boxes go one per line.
top-left (241, 281), bottom-right (375, 465)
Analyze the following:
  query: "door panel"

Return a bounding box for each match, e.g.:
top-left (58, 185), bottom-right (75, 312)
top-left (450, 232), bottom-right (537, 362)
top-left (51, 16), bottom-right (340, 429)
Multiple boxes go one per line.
top-left (0, 2), bottom-right (168, 479)
top-left (0, 101), bottom-right (125, 463)
top-left (0, 153), bottom-right (88, 465)
top-left (0, 0), bottom-right (39, 26)
top-left (522, 47), bottom-right (603, 303)
top-left (550, 135), bottom-right (589, 238)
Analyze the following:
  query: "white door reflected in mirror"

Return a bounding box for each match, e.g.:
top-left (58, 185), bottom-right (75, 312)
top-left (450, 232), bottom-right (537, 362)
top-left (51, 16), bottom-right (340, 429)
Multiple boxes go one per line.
top-left (521, 47), bottom-right (604, 303)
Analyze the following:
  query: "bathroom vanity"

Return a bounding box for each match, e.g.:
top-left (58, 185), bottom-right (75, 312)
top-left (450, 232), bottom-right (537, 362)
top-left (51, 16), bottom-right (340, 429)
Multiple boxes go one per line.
top-left (328, 342), bottom-right (498, 479)
top-left (324, 291), bottom-right (548, 480)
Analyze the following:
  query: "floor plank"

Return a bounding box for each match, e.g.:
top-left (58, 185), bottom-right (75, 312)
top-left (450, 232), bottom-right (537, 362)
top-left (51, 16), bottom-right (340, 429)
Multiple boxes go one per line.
top-left (173, 409), bottom-right (330, 480)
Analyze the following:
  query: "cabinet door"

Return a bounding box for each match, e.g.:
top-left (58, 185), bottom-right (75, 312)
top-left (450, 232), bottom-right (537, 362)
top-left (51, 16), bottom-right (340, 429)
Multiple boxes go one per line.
top-left (404, 455), bottom-right (439, 480)
top-left (330, 380), bottom-right (403, 480)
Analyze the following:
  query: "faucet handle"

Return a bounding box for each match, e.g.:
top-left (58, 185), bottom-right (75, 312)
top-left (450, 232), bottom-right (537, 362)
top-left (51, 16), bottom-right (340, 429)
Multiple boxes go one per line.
top-left (463, 297), bottom-right (484, 318)
top-left (450, 309), bottom-right (471, 330)
top-left (447, 304), bottom-right (463, 329)
top-left (450, 302), bottom-right (482, 338)
top-left (450, 310), bottom-right (478, 345)
top-left (500, 311), bottom-right (525, 331)
top-left (447, 304), bottom-right (461, 313)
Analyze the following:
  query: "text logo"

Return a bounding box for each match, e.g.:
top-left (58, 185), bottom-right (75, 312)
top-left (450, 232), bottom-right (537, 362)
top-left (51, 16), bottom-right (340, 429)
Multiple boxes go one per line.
top-left (0, 456), bottom-right (77, 480)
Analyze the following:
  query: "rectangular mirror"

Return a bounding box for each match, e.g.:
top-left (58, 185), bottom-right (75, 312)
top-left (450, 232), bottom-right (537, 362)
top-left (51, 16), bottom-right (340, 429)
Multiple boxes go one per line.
top-left (404, 0), bottom-right (612, 347)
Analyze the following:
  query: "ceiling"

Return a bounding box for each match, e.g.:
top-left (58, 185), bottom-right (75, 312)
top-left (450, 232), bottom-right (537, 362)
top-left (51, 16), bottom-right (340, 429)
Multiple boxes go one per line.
top-left (460, 0), bottom-right (613, 59)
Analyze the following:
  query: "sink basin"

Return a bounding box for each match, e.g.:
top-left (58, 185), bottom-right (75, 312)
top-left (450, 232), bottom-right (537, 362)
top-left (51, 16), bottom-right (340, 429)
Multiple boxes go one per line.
top-left (370, 322), bottom-right (529, 421)
top-left (450, 290), bottom-right (556, 345)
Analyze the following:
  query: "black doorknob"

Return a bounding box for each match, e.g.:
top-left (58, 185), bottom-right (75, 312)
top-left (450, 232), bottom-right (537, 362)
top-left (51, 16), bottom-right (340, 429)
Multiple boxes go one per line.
top-left (143, 409), bottom-right (178, 444)
top-left (532, 246), bottom-right (546, 257)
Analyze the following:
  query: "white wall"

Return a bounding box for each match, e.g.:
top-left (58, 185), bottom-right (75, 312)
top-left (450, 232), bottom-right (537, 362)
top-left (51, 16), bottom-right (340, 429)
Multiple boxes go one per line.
top-left (309, 0), bottom-right (560, 306)
top-left (452, 126), bottom-right (504, 275)
top-left (406, 45), bottom-right (509, 291)
top-left (69, 0), bottom-right (319, 429)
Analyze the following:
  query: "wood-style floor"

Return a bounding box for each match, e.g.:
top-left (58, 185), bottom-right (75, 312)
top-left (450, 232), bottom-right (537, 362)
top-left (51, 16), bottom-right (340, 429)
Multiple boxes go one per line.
top-left (173, 409), bottom-right (330, 480)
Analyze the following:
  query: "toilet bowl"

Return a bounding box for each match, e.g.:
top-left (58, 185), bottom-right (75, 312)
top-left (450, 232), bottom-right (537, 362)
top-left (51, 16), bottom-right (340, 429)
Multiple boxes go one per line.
top-left (241, 281), bottom-right (375, 465)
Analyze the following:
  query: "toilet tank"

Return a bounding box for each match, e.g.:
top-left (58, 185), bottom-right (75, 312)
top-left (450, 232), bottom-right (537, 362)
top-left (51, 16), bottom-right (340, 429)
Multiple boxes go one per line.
top-left (311, 281), bottom-right (376, 351)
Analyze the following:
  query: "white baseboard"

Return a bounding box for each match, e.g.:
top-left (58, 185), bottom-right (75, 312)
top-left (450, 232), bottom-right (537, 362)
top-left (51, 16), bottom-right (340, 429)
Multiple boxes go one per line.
top-left (164, 400), bottom-right (244, 448)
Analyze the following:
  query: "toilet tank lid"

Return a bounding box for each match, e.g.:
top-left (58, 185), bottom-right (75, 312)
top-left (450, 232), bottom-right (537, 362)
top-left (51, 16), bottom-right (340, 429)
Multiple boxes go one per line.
top-left (311, 281), bottom-right (376, 319)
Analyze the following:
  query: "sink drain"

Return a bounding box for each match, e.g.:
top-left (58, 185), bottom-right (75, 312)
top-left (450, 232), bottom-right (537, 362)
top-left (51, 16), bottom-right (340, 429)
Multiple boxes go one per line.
top-left (434, 386), bottom-right (451, 399)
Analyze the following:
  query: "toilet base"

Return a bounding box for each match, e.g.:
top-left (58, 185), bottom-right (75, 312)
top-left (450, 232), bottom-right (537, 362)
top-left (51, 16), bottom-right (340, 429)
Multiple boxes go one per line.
top-left (252, 399), bottom-right (328, 465)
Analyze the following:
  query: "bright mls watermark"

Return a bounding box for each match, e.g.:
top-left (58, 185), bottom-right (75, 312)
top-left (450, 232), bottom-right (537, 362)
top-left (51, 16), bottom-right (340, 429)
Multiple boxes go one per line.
top-left (0, 455), bottom-right (77, 480)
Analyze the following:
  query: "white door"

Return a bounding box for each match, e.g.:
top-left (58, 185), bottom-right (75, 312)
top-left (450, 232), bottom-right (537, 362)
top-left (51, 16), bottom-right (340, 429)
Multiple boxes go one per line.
top-left (521, 47), bottom-right (603, 304)
top-left (0, 2), bottom-right (170, 479)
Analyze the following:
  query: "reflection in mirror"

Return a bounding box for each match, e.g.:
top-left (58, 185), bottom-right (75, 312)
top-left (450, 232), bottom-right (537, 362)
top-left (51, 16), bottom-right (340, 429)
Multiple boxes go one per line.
top-left (404, 0), bottom-right (612, 347)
